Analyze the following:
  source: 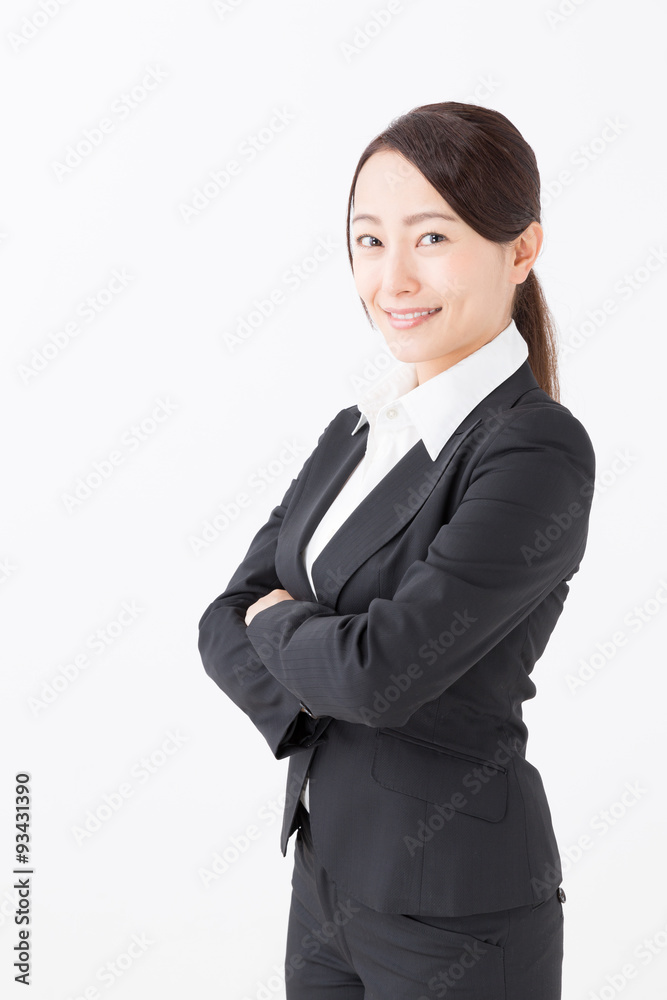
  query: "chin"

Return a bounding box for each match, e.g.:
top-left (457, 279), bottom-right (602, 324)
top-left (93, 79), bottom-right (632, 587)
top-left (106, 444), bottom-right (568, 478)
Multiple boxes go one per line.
top-left (383, 336), bottom-right (438, 362)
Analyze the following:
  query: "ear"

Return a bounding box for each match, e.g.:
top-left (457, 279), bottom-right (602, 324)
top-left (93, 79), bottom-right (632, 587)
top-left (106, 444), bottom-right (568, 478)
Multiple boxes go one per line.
top-left (509, 221), bottom-right (543, 285)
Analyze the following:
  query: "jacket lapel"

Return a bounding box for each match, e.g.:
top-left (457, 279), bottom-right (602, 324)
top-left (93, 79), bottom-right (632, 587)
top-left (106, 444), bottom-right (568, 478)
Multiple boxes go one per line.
top-left (277, 359), bottom-right (540, 608)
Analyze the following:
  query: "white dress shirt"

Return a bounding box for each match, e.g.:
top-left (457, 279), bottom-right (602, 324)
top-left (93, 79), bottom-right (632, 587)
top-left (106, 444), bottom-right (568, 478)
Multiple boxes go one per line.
top-left (298, 318), bottom-right (529, 810)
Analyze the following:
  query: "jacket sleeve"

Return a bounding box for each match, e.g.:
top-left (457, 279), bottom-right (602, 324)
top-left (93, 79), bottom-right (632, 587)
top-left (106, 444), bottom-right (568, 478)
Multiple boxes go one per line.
top-left (244, 405), bottom-right (596, 728)
top-left (197, 415), bottom-right (337, 759)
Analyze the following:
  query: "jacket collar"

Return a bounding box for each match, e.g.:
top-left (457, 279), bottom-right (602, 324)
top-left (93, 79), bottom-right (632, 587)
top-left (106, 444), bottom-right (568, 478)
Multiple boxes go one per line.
top-left (276, 357), bottom-right (541, 606)
top-left (351, 318), bottom-right (529, 461)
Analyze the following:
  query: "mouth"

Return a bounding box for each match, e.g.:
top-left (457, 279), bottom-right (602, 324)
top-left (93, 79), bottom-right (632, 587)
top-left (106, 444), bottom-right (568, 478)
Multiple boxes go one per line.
top-left (382, 306), bottom-right (442, 329)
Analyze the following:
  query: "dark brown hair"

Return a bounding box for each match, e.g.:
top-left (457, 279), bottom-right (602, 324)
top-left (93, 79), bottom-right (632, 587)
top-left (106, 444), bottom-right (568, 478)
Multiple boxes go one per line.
top-left (345, 102), bottom-right (560, 402)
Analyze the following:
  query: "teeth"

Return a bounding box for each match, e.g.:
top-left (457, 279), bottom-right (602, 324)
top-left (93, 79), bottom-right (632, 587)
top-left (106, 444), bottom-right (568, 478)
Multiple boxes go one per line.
top-left (390, 309), bottom-right (438, 319)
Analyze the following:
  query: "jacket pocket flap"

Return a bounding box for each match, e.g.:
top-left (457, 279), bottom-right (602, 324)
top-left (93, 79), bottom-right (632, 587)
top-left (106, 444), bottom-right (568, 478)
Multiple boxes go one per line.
top-left (370, 730), bottom-right (508, 823)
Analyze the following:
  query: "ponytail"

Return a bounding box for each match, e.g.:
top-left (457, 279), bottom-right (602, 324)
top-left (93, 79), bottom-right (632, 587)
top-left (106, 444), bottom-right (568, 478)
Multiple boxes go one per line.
top-left (512, 269), bottom-right (560, 403)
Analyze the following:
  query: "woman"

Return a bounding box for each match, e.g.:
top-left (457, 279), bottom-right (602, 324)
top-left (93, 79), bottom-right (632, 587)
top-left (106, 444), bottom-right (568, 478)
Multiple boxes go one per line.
top-left (198, 102), bottom-right (596, 998)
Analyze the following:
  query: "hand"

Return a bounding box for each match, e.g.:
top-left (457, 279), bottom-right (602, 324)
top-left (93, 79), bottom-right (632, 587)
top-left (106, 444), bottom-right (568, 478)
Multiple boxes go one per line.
top-left (245, 588), bottom-right (295, 626)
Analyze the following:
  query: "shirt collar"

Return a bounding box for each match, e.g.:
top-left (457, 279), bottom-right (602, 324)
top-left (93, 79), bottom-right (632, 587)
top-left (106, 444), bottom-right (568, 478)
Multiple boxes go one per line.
top-left (351, 318), bottom-right (529, 461)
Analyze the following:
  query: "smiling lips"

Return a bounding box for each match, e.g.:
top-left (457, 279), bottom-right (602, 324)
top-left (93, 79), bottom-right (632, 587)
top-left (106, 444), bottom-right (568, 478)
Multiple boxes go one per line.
top-left (383, 306), bottom-right (442, 328)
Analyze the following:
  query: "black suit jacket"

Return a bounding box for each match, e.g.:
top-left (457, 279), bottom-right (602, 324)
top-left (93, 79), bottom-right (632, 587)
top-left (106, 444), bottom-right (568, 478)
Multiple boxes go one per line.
top-left (198, 358), bottom-right (596, 916)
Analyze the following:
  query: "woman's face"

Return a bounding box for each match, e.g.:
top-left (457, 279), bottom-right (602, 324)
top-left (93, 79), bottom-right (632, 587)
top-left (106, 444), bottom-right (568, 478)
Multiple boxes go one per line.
top-left (351, 149), bottom-right (540, 384)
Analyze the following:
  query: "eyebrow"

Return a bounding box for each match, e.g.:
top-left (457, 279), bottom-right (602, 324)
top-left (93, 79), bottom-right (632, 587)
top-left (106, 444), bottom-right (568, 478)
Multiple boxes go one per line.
top-left (351, 210), bottom-right (460, 226)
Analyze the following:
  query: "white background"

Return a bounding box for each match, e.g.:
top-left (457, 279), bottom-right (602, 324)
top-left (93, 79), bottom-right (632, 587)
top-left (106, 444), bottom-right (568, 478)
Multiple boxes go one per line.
top-left (2, 0), bottom-right (666, 997)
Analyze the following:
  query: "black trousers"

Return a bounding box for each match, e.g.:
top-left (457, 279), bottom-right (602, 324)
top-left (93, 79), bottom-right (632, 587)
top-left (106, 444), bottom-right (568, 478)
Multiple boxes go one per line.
top-left (285, 801), bottom-right (564, 999)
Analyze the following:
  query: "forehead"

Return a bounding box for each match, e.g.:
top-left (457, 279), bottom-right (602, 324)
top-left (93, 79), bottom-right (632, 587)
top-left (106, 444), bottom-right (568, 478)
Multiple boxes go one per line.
top-left (353, 150), bottom-right (458, 221)
top-left (355, 149), bottom-right (427, 194)
top-left (353, 151), bottom-right (458, 224)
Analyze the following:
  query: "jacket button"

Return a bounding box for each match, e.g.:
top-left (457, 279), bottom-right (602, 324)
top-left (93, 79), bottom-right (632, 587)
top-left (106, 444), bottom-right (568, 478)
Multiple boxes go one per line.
top-left (557, 887), bottom-right (566, 903)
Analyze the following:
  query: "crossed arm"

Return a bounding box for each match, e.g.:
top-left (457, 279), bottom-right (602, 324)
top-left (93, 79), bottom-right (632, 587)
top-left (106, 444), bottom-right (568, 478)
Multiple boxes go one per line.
top-left (197, 417), bottom-right (336, 759)
top-left (241, 405), bottom-right (596, 728)
top-left (199, 404), bottom-right (595, 742)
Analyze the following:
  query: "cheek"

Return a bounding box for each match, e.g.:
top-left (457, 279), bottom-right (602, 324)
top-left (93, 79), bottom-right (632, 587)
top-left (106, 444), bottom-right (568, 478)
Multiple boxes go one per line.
top-left (352, 260), bottom-right (374, 298)
top-left (432, 252), bottom-right (499, 301)
top-left (427, 257), bottom-right (473, 301)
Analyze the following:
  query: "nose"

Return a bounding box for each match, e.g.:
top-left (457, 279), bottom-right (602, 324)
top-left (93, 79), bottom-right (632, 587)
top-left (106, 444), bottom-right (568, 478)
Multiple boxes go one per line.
top-left (380, 248), bottom-right (420, 297)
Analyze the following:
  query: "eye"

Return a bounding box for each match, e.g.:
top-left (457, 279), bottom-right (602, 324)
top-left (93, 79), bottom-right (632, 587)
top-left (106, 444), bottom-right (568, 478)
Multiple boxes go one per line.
top-left (353, 232), bottom-right (448, 249)
top-left (355, 234), bottom-right (381, 248)
top-left (418, 232), bottom-right (447, 246)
